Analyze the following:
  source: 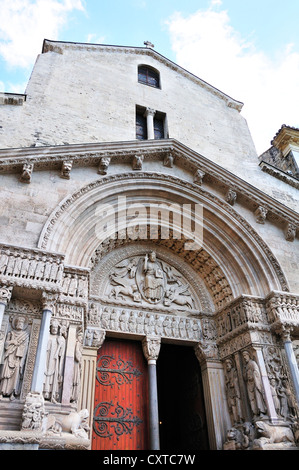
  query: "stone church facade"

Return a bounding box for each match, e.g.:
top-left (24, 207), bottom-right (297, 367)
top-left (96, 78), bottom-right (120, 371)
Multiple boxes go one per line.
top-left (0, 39), bottom-right (298, 450)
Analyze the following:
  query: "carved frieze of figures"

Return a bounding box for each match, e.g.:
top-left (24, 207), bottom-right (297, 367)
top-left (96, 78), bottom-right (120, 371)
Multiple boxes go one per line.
top-left (87, 304), bottom-right (202, 342)
top-left (61, 272), bottom-right (88, 300)
top-left (224, 357), bottom-right (243, 425)
top-left (105, 251), bottom-right (196, 311)
top-left (0, 315), bottom-right (29, 400)
top-left (266, 292), bottom-right (299, 327)
top-left (0, 246), bottom-right (64, 289)
top-left (43, 319), bottom-right (67, 404)
top-left (242, 350), bottom-right (267, 419)
top-left (216, 296), bottom-right (267, 340)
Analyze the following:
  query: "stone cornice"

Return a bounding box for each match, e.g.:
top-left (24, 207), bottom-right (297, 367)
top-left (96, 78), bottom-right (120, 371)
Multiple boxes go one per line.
top-left (0, 138), bottom-right (298, 228)
top-left (42, 39), bottom-right (243, 112)
top-left (259, 160), bottom-right (299, 190)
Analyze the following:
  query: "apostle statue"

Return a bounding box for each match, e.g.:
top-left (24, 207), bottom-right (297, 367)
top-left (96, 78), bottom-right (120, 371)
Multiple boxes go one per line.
top-left (242, 350), bottom-right (267, 418)
top-left (43, 319), bottom-right (66, 403)
top-left (0, 315), bottom-right (29, 400)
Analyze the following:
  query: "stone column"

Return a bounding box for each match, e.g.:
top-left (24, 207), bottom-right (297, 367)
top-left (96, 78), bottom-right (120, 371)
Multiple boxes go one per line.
top-left (280, 326), bottom-right (299, 405)
top-left (31, 293), bottom-right (56, 394)
top-left (79, 328), bottom-right (106, 430)
top-left (194, 344), bottom-right (231, 450)
top-left (144, 107), bottom-right (156, 140)
top-left (142, 336), bottom-right (161, 450)
top-left (0, 286), bottom-right (12, 328)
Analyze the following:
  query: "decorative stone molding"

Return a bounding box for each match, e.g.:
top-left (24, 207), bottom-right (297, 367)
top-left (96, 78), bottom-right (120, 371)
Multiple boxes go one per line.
top-left (266, 291), bottom-right (299, 333)
top-left (86, 302), bottom-right (202, 343)
top-left (215, 295), bottom-right (268, 345)
top-left (38, 171), bottom-right (289, 293)
top-left (0, 243), bottom-right (64, 292)
top-left (259, 160), bottom-right (299, 190)
top-left (0, 92), bottom-right (26, 106)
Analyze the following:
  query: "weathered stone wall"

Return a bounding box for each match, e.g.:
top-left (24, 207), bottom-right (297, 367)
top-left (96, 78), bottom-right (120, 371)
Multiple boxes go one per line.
top-left (0, 42), bottom-right (298, 214)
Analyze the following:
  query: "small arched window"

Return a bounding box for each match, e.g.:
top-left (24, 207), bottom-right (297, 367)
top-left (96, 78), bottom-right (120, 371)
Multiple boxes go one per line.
top-left (138, 65), bottom-right (160, 88)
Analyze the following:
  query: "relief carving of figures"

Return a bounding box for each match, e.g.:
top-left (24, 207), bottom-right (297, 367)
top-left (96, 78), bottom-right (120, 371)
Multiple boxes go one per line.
top-left (107, 251), bottom-right (195, 310)
top-left (224, 358), bottom-right (243, 425)
top-left (21, 392), bottom-right (46, 431)
top-left (242, 350), bottom-right (267, 419)
top-left (43, 319), bottom-right (67, 403)
top-left (0, 315), bottom-right (29, 400)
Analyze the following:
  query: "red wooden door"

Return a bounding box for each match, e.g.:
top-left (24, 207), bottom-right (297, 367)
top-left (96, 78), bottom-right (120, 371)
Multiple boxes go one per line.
top-left (92, 339), bottom-right (149, 450)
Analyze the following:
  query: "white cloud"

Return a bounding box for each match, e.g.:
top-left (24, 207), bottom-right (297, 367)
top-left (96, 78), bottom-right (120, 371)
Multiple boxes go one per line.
top-left (0, 0), bottom-right (85, 69)
top-left (166, 4), bottom-right (299, 154)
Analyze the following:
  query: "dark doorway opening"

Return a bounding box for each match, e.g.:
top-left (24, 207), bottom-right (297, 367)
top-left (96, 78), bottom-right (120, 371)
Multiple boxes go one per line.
top-left (157, 343), bottom-right (209, 450)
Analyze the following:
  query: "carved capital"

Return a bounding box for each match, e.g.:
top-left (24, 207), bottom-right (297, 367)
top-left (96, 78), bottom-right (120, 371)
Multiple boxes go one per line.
top-left (84, 327), bottom-right (106, 349)
top-left (275, 324), bottom-right (293, 342)
top-left (142, 336), bottom-right (161, 363)
top-left (41, 292), bottom-right (58, 311)
top-left (144, 107), bottom-right (156, 118)
top-left (194, 341), bottom-right (219, 364)
top-left (0, 285), bottom-right (12, 305)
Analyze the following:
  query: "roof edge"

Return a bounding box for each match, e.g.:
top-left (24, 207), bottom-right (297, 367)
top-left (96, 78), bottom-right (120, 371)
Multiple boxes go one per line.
top-left (42, 39), bottom-right (244, 112)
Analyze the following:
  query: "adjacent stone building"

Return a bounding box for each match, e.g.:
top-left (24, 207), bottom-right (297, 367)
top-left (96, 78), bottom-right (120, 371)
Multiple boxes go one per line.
top-left (0, 39), bottom-right (298, 450)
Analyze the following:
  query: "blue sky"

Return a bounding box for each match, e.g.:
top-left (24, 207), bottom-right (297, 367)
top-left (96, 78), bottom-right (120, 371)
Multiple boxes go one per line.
top-left (0, 0), bottom-right (299, 154)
